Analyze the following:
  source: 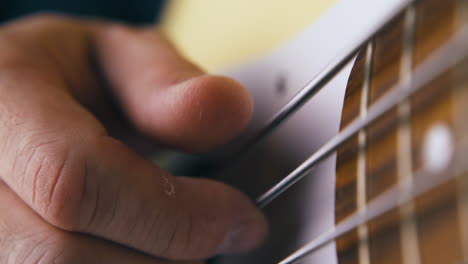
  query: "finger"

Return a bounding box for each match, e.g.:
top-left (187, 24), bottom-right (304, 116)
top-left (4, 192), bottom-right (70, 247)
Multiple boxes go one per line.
top-left (2, 129), bottom-right (266, 260)
top-left (0, 182), bottom-right (202, 264)
top-left (0, 15), bottom-right (266, 260)
top-left (95, 25), bottom-right (253, 152)
top-left (70, 136), bottom-right (267, 259)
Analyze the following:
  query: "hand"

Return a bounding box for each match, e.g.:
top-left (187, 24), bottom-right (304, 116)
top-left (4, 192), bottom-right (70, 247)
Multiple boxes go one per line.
top-left (0, 14), bottom-right (267, 263)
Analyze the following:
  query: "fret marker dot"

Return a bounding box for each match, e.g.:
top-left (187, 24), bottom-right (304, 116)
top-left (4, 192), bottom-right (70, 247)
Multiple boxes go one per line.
top-left (422, 123), bottom-right (454, 173)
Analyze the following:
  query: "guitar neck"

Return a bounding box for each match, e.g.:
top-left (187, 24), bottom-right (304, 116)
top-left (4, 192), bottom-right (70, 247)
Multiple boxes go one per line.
top-left (172, 0), bottom-right (468, 263)
top-left (335, 0), bottom-right (467, 263)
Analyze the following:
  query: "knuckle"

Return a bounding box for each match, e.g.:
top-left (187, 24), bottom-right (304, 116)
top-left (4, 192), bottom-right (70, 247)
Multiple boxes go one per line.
top-left (24, 139), bottom-right (85, 231)
top-left (0, 182), bottom-right (86, 264)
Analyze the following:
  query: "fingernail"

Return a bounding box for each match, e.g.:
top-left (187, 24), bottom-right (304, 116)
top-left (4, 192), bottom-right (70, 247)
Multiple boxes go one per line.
top-left (217, 210), bottom-right (268, 254)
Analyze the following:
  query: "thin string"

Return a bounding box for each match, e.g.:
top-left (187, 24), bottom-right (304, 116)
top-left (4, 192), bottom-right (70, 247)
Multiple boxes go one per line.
top-left (226, 0), bottom-right (415, 161)
top-left (256, 26), bottom-right (468, 208)
top-left (278, 141), bottom-right (468, 264)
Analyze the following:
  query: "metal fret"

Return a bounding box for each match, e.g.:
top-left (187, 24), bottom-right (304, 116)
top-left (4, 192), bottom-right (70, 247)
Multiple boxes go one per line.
top-left (256, 26), bottom-right (468, 208)
top-left (278, 144), bottom-right (468, 264)
top-left (356, 41), bottom-right (373, 264)
top-left (398, 5), bottom-right (422, 264)
top-left (230, 0), bottom-right (415, 159)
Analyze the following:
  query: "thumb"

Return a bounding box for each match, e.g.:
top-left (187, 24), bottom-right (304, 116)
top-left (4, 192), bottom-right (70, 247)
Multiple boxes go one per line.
top-left (95, 25), bottom-right (254, 152)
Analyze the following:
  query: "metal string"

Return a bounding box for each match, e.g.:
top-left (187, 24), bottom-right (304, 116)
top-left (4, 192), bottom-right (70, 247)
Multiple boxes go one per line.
top-left (256, 26), bottom-right (468, 208)
top-left (278, 142), bottom-right (468, 264)
top-left (229, 0), bottom-right (415, 159)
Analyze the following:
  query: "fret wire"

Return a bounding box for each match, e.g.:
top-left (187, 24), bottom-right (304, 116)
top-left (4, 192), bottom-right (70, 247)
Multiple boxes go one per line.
top-left (398, 5), bottom-right (422, 264)
top-left (277, 144), bottom-right (468, 264)
top-left (256, 27), bottom-right (468, 208)
top-left (356, 40), bottom-right (373, 264)
top-left (229, 0), bottom-right (415, 159)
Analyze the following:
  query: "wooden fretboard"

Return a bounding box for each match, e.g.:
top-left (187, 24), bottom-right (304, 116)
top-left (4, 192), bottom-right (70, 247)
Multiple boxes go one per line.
top-left (205, 0), bottom-right (468, 263)
top-left (335, 0), bottom-right (467, 263)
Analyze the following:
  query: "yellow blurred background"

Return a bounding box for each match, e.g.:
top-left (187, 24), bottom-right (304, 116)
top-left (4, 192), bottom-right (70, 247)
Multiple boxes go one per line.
top-left (161, 0), bottom-right (336, 71)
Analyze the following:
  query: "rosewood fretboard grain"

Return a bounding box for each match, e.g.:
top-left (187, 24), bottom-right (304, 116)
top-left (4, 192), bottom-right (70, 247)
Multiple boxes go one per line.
top-left (335, 0), bottom-right (467, 264)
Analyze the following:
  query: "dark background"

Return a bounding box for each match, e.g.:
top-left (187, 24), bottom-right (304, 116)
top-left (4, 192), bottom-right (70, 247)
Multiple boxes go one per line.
top-left (0, 0), bottom-right (167, 24)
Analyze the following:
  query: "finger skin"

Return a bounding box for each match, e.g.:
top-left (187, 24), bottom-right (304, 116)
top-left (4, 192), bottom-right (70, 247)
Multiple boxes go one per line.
top-left (0, 182), bottom-right (202, 264)
top-left (95, 25), bottom-right (254, 152)
top-left (0, 14), bottom-right (267, 261)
